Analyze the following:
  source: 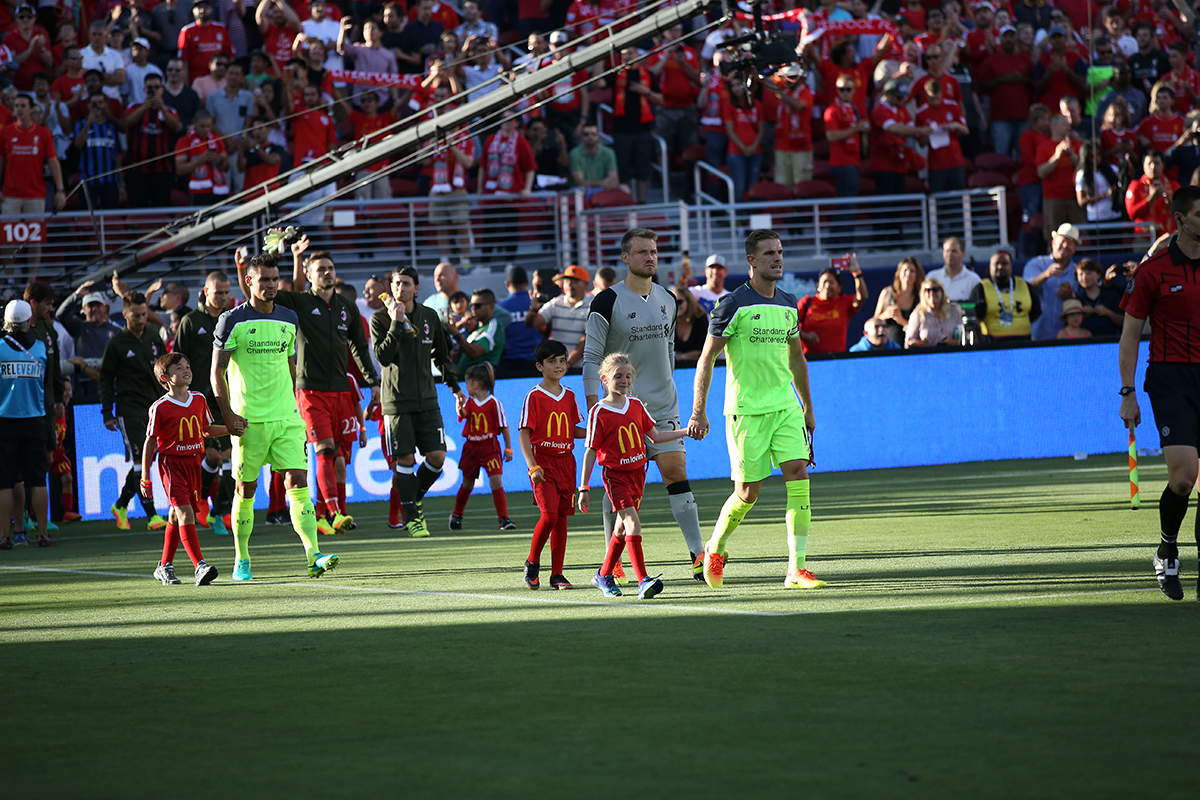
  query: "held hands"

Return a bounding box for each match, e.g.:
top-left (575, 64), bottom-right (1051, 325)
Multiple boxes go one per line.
top-left (687, 411), bottom-right (709, 441)
top-left (227, 413), bottom-right (249, 437)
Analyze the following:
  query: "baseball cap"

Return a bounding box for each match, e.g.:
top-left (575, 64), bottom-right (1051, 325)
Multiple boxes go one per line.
top-left (974, 1), bottom-right (995, 10)
top-left (4, 299), bottom-right (33, 325)
top-left (15, 4), bottom-right (34, 17)
top-left (779, 63), bottom-right (803, 79)
top-left (882, 79), bottom-right (906, 97)
top-left (1054, 223), bottom-right (1082, 243)
top-left (553, 264), bottom-right (589, 283)
top-left (132, 37), bottom-right (151, 50)
top-left (81, 292), bottom-right (108, 306)
top-left (549, 31), bottom-right (569, 45)
top-left (704, 254), bottom-right (727, 268)
top-left (998, 25), bottom-right (1017, 35)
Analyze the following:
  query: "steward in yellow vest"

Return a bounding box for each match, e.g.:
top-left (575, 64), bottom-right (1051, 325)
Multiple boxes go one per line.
top-left (967, 250), bottom-right (1042, 341)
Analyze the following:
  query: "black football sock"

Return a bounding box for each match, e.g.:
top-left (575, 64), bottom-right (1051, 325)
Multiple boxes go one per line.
top-left (416, 461), bottom-right (443, 499)
top-left (395, 464), bottom-right (418, 520)
top-left (1159, 486), bottom-right (1189, 559)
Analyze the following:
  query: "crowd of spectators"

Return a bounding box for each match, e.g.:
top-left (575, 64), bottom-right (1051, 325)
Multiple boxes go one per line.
top-left (0, 0), bottom-right (1194, 256)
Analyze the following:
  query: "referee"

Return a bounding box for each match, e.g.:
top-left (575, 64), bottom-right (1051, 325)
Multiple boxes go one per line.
top-left (1120, 184), bottom-right (1200, 602)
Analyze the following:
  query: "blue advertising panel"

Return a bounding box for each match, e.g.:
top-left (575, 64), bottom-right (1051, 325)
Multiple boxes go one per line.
top-left (72, 342), bottom-right (1155, 520)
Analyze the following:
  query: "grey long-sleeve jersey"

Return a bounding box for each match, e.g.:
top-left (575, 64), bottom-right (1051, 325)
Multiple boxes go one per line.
top-left (582, 281), bottom-right (679, 422)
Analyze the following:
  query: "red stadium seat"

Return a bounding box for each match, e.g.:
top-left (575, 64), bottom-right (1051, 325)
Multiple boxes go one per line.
top-left (587, 188), bottom-right (637, 208)
top-left (811, 159), bottom-right (832, 180)
top-left (904, 175), bottom-right (925, 193)
top-left (974, 152), bottom-right (1019, 174)
top-left (857, 175), bottom-right (876, 196)
top-left (745, 180), bottom-right (794, 202)
top-left (968, 171), bottom-right (1010, 189)
top-left (389, 178), bottom-right (420, 197)
top-left (793, 179), bottom-right (838, 199)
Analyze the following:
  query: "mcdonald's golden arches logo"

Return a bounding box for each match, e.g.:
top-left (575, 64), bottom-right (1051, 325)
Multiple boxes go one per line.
top-left (179, 415), bottom-right (201, 441)
top-left (616, 423), bottom-right (641, 454)
top-left (546, 411), bottom-right (569, 438)
top-left (470, 412), bottom-right (489, 433)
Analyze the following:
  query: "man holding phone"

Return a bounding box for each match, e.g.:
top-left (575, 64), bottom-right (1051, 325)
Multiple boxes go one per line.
top-left (796, 254), bottom-right (869, 354)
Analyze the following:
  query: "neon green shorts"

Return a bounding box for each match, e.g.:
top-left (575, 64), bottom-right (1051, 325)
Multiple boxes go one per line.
top-left (726, 405), bottom-right (810, 483)
top-left (233, 417), bottom-right (308, 482)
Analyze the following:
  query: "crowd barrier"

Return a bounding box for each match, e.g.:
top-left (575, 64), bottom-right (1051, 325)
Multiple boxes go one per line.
top-left (69, 339), bottom-right (1157, 521)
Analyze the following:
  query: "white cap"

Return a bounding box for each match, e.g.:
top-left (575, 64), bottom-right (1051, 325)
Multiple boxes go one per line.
top-left (1054, 222), bottom-right (1082, 243)
top-left (705, 253), bottom-right (727, 268)
top-left (81, 292), bottom-right (108, 306)
top-left (4, 299), bottom-right (33, 325)
top-left (132, 37), bottom-right (151, 49)
top-left (549, 31), bottom-right (568, 45)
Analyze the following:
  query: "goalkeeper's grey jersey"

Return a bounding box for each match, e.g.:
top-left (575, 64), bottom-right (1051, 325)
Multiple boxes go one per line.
top-left (583, 281), bottom-right (678, 422)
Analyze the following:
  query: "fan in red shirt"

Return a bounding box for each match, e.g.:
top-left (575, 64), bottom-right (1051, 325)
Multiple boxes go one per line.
top-left (578, 353), bottom-right (691, 599)
top-left (1126, 149), bottom-right (1179, 236)
top-left (479, 117), bottom-right (536, 263)
top-left (766, 67), bottom-right (813, 186)
top-left (257, 0), bottom-right (303, 67)
top-left (976, 27), bottom-right (1034, 155)
top-left (292, 84), bottom-right (338, 164)
top-left (407, 0), bottom-right (459, 31)
top-left (177, 0), bottom-right (233, 79)
top-left (720, 80), bottom-right (764, 202)
top-left (0, 95), bottom-right (66, 211)
top-left (237, 116), bottom-right (287, 197)
top-left (823, 77), bottom-right (869, 197)
top-left (1137, 85), bottom-right (1187, 178)
top-left (1033, 28), bottom-right (1088, 114)
top-left (871, 80), bottom-right (929, 195)
top-left (963, 2), bottom-right (997, 66)
top-left (1035, 114), bottom-right (1084, 241)
top-left (173, 110), bottom-right (229, 204)
top-left (908, 43), bottom-right (963, 107)
top-left (50, 47), bottom-right (87, 108)
top-left (816, 42), bottom-right (871, 117)
top-left (1100, 100), bottom-right (1138, 168)
top-left (797, 262), bottom-right (868, 354)
top-left (518, 342), bottom-right (586, 591)
top-left (3, 5), bottom-right (53, 91)
top-left (1164, 42), bottom-right (1200, 113)
top-left (142, 353), bottom-right (228, 586)
top-left (916, 80), bottom-right (969, 192)
top-left (347, 91), bottom-right (402, 199)
top-left (565, 0), bottom-right (603, 37)
top-left (647, 25), bottom-right (702, 112)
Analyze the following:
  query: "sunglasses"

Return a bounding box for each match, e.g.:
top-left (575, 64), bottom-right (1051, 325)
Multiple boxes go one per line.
top-left (923, 286), bottom-right (943, 293)
top-left (167, 67), bottom-right (182, 71)
top-left (838, 87), bottom-right (854, 93)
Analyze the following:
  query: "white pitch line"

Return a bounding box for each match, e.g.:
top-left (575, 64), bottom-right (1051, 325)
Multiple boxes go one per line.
top-left (0, 565), bottom-right (1161, 618)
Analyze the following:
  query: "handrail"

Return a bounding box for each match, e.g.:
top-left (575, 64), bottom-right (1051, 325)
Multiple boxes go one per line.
top-left (693, 160), bottom-right (735, 206)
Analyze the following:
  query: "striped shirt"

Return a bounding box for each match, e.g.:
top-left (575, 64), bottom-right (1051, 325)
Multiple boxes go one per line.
top-left (539, 294), bottom-right (591, 349)
top-left (73, 120), bottom-right (120, 184)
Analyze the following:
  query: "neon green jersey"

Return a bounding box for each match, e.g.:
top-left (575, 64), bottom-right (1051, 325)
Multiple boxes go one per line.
top-left (708, 283), bottom-right (802, 416)
top-left (212, 303), bottom-right (300, 423)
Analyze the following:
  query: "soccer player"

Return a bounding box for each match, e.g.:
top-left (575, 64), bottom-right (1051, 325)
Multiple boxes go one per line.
top-left (579, 353), bottom-right (692, 600)
top-left (1120, 184), bottom-right (1200, 601)
top-left (371, 267), bottom-right (465, 539)
top-left (212, 254), bottom-right (339, 581)
top-left (141, 353), bottom-right (225, 586)
top-left (450, 364), bottom-right (516, 531)
top-left (99, 291), bottom-right (169, 533)
top-left (688, 229), bottom-right (826, 591)
top-left (235, 237), bottom-right (379, 535)
top-left (173, 270), bottom-right (234, 535)
top-left (583, 227), bottom-right (706, 581)
top-left (518, 340), bottom-right (587, 591)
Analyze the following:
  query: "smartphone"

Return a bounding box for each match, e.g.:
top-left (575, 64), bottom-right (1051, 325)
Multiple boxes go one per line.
top-left (830, 256), bottom-right (851, 272)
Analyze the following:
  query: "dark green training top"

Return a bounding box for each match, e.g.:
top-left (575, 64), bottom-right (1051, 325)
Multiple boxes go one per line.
top-left (173, 306), bottom-right (223, 397)
top-left (370, 303), bottom-right (459, 415)
top-left (274, 289), bottom-right (379, 392)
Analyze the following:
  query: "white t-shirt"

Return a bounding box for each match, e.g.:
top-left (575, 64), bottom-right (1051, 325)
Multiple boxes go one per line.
top-left (925, 266), bottom-right (982, 303)
top-left (124, 62), bottom-right (164, 105)
top-left (81, 46), bottom-right (126, 100)
top-left (301, 18), bottom-right (344, 72)
top-left (689, 285), bottom-right (729, 314)
top-left (1075, 169), bottom-right (1122, 222)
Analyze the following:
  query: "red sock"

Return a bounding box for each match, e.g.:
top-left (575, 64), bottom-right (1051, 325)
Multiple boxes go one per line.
top-left (315, 450), bottom-right (340, 516)
top-left (601, 534), bottom-right (626, 577)
top-left (178, 523), bottom-right (202, 567)
top-left (62, 490), bottom-right (74, 512)
top-left (453, 481), bottom-right (472, 516)
top-left (529, 513), bottom-right (556, 563)
top-left (161, 522), bottom-right (180, 565)
top-left (315, 486), bottom-right (327, 519)
top-left (207, 474), bottom-right (220, 502)
top-left (492, 487), bottom-right (508, 519)
top-left (550, 514), bottom-right (568, 575)
top-left (337, 481), bottom-right (346, 513)
top-left (268, 473), bottom-right (286, 513)
top-left (388, 487), bottom-right (401, 526)
top-left (626, 533), bottom-right (647, 581)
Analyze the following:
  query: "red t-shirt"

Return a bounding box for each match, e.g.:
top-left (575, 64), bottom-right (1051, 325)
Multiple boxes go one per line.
top-left (824, 100), bottom-right (862, 167)
top-left (1035, 136), bottom-right (1081, 200)
top-left (774, 84), bottom-right (813, 153)
top-left (3, 30), bottom-right (51, 90)
top-left (565, 1), bottom-right (602, 35)
top-left (174, 131), bottom-right (229, 195)
top-left (520, 385), bottom-right (581, 460)
top-left (964, 28), bottom-right (995, 66)
top-left (50, 74), bottom-right (86, 105)
top-left (976, 52), bottom-right (1034, 121)
top-left (481, 130), bottom-right (536, 195)
top-left (460, 395), bottom-right (506, 444)
top-left (147, 392), bottom-right (213, 457)
top-left (292, 106), bottom-right (337, 163)
top-left (1018, 128), bottom-right (1048, 186)
top-left (648, 46), bottom-right (701, 109)
top-left (262, 24), bottom-right (297, 66)
top-left (798, 294), bottom-right (859, 354)
top-left (544, 70), bottom-right (588, 113)
top-left (909, 72), bottom-right (962, 107)
top-left (348, 110), bottom-right (391, 172)
top-left (870, 100), bottom-right (912, 173)
top-left (1036, 52), bottom-right (1085, 113)
top-left (916, 99), bottom-right (966, 172)
top-left (585, 397), bottom-right (655, 472)
top-left (1, 123), bottom-right (57, 199)
top-left (721, 96), bottom-right (762, 155)
top-left (1100, 127), bottom-right (1138, 168)
top-left (818, 60), bottom-right (870, 117)
top-left (1137, 112), bottom-right (1185, 154)
top-left (178, 22), bottom-right (233, 79)
top-left (698, 72), bottom-right (729, 133)
top-left (1122, 243), bottom-right (1200, 363)
top-left (407, 1), bottom-right (460, 30)
top-left (1124, 175), bottom-right (1179, 233)
top-left (1163, 67), bottom-right (1200, 113)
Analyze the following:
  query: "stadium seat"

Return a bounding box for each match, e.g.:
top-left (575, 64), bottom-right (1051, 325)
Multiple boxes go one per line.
top-left (812, 159), bottom-right (832, 180)
top-left (793, 179), bottom-right (838, 199)
top-left (497, 29), bottom-right (524, 47)
top-left (587, 188), bottom-right (637, 208)
top-left (589, 87), bottom-right (613, 106)
top-left (968, 171), bottom-right (1010, 189)
top-left (170, 188), bottom-right (190, 207)
top-left (389, 178), bottom-right (420, 197)
top-left (745, 180), bottom-right (794, 202)
top-left (857, 175), bottom-right (876, 196)
top-left (974, 152), bottom-right (1019, 174)
top-left (905, 175), bottom-right (925, 193)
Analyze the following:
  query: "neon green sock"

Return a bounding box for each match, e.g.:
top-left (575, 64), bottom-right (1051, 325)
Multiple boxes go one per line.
top-left (232, 493), bottom-right (255, 562)
top-left (786, 480), bottom-right (811, 572)
top-left (707, 493), bottom-right (754, 555)
top-left (287, 487), bottom-right (320, 564)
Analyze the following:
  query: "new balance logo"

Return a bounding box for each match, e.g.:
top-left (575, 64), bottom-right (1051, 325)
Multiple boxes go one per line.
top-left (311, 308), bottom-right (321, 315)
top-left (752, 314), bottom-right (761, 320)
top-left (628, 312), bottom-right (637, 319)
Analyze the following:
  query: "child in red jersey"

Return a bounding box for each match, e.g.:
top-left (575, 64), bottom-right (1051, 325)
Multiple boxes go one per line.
top-left (50, 406), bottom-right (81, 524)
top-left (141, 353), bottom-right (228, 586)
top-left (450, 364), bottom-right (515, 531)
top-left (518, 340), bottom-right (586, 591)
top-left (579, 353), bottom-right (692, 600)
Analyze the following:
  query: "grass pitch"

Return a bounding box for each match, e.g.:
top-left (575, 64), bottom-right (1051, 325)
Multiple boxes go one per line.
top-left (3, 454), bottom-right (1199, 799)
